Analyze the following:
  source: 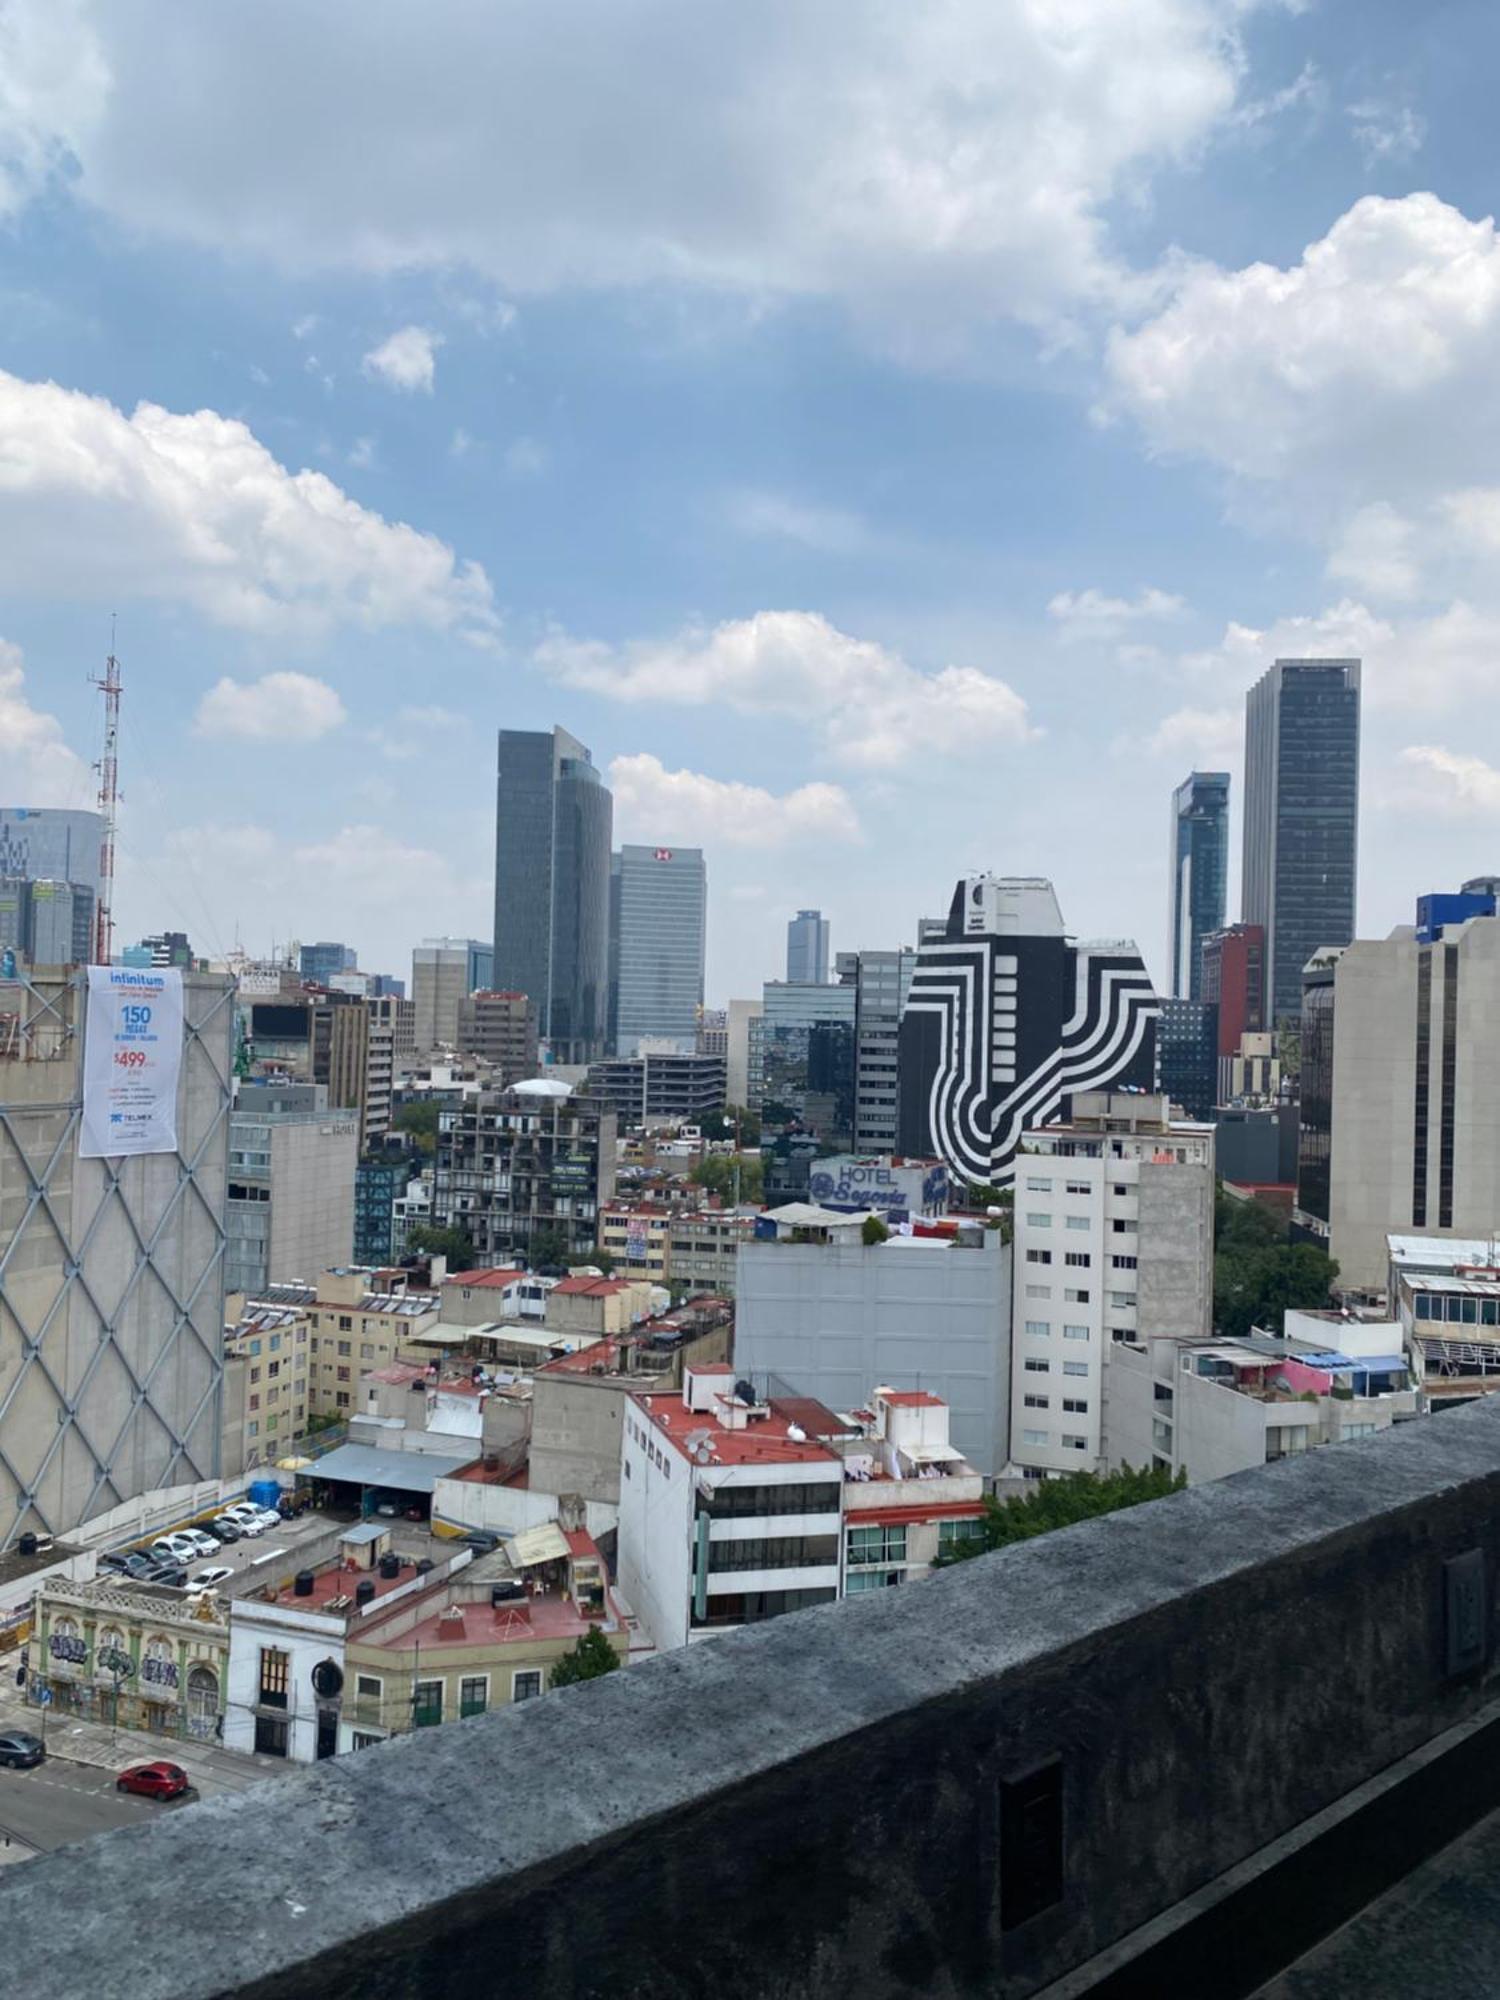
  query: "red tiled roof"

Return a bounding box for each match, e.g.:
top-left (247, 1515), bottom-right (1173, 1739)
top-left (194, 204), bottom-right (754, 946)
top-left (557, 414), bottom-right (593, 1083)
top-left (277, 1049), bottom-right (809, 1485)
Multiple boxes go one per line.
top-left (880, 1390), bottom-right (946, 1408)
top-left (554, 1275), bottom-right (631, 1297)
top-left (539, 1338), bottom-right (624, 1375)
top-left (447, 1268), bottom-right (525, 1289)
top-left (847, 1501), bottom-right (986, 1527)
top-left (634, 1392), bottom-right (840, 1469)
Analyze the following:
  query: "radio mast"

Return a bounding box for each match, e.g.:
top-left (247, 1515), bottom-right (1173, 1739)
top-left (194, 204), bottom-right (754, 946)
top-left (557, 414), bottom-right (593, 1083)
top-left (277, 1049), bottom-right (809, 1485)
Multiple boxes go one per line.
top-left (90, 627), bottom-right (121, 966)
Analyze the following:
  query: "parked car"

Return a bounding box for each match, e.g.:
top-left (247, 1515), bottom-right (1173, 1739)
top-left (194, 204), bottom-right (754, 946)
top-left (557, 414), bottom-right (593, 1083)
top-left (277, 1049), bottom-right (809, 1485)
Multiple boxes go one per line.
top-left (116, 1761), bottom-right (191, 1801)
top-left (206, 1519), bottom-right (241, 1544)
top-left (222, 1502), bottom-right (263, 1523)
top-left (461, 1530), bottom-right (500, 1554)
top-left (121, 1553), bottom-right (161, 1580)
top-left (0, 1731), bottom-right (45, 1770)
top-left (248, 1508), bottom-right (283, 1532)
top-left (182, 1530), bottom-right (220, 1560)
top-left (187, 1566), bottom-right (233, 1592)
top-left (97, 1552), bottom-right (132, 1575)
top-left (148, 1536), bottom-right (200, 1567)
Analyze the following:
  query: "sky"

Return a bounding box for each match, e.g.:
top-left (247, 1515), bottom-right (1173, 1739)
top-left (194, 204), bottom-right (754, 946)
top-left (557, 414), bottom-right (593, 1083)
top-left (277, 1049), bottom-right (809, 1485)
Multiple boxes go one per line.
top-left (3, 0), bottom-right (1500, 1005)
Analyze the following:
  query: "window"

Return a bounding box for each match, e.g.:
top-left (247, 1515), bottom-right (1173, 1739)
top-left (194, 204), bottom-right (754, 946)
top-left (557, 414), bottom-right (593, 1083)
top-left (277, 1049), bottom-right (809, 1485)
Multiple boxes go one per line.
top-left (351, 1732), bottom-right (382, 1751)
top-left (847, 1523), bottom-right (907, 1566)
top-left (336, 1392), bottom-right (351, 1408)
top-left (1065, 1216), bottom-right (1091, 1232)
top-left (710, 1534), bottom-right (838, 1572)
top-left (1113, 1183), bottom-right (1129, 1196)
top-left (258, 1648), bottom-right (290, 1709)
top-left (338, 1316), bottom-right (353, 1332)
top-left (1111, 1254), bottom-right (1138, 1271)
top-left (337, 1340), bottom-right (352, 1357)
top-left (1064, 1288), bottom-right (1089, 1304)
top-left (1026, 1213), bottom-right (1051, 1228)
top-left (1022, 1428), bottom-right (1049, 1446)
top-left (412, 1680), bottom-right (444, 1728)
top-left (1064, 1181), bottom-right (1090, 1196)
top-left (1064, 1252), bottom-right (1091, 1268)
top-left (1024, 1283), bottom-right (1052, 1300)
top-left (460, 1676), bottom-right (489, 1717)
top-left (250, 1367), bottom-right (261, 1385)
top-left (845, 1569), bottom-right (904, 1593)
top-left (1063, 1360), bottom-right (1089, 1378)
top-left (1110, 1292), bottom-right (1137, 1310)
top-left (1026, 1249), bottom-right (1052, 1266)
top-left (1023, 1393), bottom-right (1049, 1409)
top-left (1024, 1320), bottom-right (1049, 1339)
top-left (247, 1421), bottom-right (259, 1438)
top-left (1063, 1325), bottom-right (1088, 1340)
top-left (1063, 1397), bottom-right (1089, 1414)
top-left (267, 1361), bottom-right (280, 1380)
top-left (512, 1671), bottom-right (543, 1703)
top-left (360, 1343), bottom-right (375, 1361)
top-left (337, 1367), bottom-right (351, 1383)
top-left (1023, 1358), bottom-right (1050, 1374)
top-left (1024, 1177), bottom-right (1052, 1193)
top-left (1112, 1219), bottom-right (1137, 1235)
top-left (938, 1518), bottom-right (985, 1552)
top-left (1062, 1435), bottom-right (1088, 1451)
top-left (356, 1674), bottom-right (382, 1700)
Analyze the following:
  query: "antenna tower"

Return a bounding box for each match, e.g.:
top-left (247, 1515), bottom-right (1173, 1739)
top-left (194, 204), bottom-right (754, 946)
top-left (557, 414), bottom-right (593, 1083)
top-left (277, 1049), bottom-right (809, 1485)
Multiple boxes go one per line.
top-left (90, 627), bottom-right (122, 965)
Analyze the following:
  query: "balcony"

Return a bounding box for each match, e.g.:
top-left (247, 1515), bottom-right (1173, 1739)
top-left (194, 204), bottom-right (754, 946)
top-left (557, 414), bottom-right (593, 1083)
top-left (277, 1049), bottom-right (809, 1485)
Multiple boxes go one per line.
top-left (11, 1400), bottom-right (1500, 1995)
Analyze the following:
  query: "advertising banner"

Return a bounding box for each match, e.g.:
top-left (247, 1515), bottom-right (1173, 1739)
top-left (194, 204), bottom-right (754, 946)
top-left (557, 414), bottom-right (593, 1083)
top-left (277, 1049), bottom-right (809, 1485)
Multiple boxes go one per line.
top-left (80, 966), bottom-right (184, 1159)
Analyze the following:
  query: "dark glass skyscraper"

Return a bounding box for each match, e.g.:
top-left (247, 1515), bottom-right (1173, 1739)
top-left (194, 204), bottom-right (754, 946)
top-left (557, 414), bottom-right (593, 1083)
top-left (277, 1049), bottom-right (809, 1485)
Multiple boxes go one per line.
top-left (493, 727), bottom-right (613, 1063)
top-left (1242, 659), bottom-right (1361, 1024)
top-left (1169, 771), bottom-right (1229, 1000)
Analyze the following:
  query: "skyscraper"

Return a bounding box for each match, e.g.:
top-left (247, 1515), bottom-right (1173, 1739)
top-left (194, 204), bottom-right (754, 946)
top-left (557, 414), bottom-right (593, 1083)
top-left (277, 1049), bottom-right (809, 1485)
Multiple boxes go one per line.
top-left (493, 727), bottom-right (613, 1063)
top-left (300, 941), bottom-right (357, 984)
top-left (608, 844), bottom-right (706, 1054)
top-left (412, 937), bottom-right (491, 1053)
top-left (0, 808), bottom-right (102, 968)
top-left (838, 946), bottom-right (917, 1152)
top-left (786, 908), bottom-right (830, 985)
top-left (897, 875), bottom-right (1158, 1189)
top-left (1169, 772), bottom-right (1229, 1000)
top-left (1242, 659), bottom-right (1361, 1023)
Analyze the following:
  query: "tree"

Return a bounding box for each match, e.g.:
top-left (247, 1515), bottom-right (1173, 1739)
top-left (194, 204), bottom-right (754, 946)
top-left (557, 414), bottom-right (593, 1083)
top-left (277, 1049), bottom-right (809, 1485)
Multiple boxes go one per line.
top-left (700, 1106), bottom-right (762, 1146)
top-left (529, 1226), bottom-right (570, 1272)
top-left (405, 1223), bottom-right (477, 1272)
top-left (548, 1625), bottom-right (622, 1688)
top-left (965, 1183), bottom-right (1013, 1211)
top-left (393, 1101), bottom-right (441, 1157)
top-left (1214, 1186), bottom-right (1284, 1252)
top-left (690, 1153), bottom-right (764, 1205)
top-left (861, 1213), bottom-right (889, 1245)
top-left (935, 1463), bottom-right (1187, 1564)
top-left (577, 1245), bottom-right (616, 1274)
top-left (1214, 1241), bottom-right (1339, 1341)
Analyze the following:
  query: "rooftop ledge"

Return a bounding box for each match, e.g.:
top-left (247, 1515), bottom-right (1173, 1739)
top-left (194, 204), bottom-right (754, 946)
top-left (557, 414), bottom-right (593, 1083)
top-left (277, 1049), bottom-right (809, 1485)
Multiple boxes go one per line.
top-left (13, 1399), bottom-right (1500, 1999)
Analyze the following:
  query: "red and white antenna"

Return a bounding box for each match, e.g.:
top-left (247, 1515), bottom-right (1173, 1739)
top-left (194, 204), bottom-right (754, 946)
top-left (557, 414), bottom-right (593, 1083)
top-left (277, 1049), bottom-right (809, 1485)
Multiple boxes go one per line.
top-left (89, 624), bottom-right (121, 966)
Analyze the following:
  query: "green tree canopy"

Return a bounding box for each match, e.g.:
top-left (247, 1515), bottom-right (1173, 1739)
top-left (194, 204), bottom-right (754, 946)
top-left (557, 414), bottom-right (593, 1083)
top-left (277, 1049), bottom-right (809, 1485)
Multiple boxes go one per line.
top-left (699, 1106), bottom-right (762, 1146)
top-left (393, 1100), bottom-right (441, 1157)
top-left (404, 1223), bottom-right (476, 1271)
top-left (576, 1244), bottom-right (616, 1274)
top-left (548, 1625), bottom-right (622, 1688)
top-left (861, 1212), bottom-right (890, 1245)
top-left (937, 1463), bottom-right (1187, 1564)
top-left (1214, 1241), bottom-right (1339, 1340)
top-left (690, 1153), bottom-right (764, 1204)
top-left (528, 1226), bottom-right (571, 1272)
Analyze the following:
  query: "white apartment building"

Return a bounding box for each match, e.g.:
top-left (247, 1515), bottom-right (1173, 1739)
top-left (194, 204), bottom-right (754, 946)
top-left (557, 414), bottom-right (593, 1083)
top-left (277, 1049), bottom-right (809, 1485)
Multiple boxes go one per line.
top-left (1008, 1091), bottom-right (1213, 1478)
top-left (618, 1363), bottom-right (845, 1651)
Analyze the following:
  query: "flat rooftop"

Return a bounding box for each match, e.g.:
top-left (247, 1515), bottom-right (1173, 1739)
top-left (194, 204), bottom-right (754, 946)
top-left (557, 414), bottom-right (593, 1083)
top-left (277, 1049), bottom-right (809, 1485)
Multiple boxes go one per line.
top-left (638, 1392), bottom-right (842, 1470)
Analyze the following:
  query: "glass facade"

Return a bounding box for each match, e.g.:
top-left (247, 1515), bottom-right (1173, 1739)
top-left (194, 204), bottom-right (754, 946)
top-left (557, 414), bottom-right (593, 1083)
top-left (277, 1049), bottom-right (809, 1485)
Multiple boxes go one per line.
top-left (1169, 773), bottom-right (1229, 1001)
top-left (607, 844), bottom-right (707, 1054)
top-left (1295, 960), bottom-right (1338, 1230)
top-left (493, 727), bottom-right (612, 1062)
top-left (1243, 660), bottom-right (1361, 1023)
top-left (786, 909), bottom-right (830, 985)
top-left (1156, 998), bottom-right (1218, 1120)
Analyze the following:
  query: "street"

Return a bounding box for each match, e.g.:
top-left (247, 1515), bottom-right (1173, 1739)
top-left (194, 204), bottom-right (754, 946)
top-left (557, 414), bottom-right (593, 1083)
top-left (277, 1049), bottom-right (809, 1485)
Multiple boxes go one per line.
top-left (0, 1758), bottom-right (182, 1856)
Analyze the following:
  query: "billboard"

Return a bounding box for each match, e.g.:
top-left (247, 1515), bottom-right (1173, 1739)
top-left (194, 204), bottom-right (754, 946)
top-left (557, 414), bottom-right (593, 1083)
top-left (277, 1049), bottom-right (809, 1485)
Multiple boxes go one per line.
top-left (806, 1155), bottom-right (949, 1217)
top-left (80, 966), bottom-right (184, 1159)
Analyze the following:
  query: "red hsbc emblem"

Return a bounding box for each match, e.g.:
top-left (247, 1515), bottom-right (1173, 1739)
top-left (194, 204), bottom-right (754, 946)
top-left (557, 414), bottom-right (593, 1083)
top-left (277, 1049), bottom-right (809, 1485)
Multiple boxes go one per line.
top-left (654, 848), bottom-right (673, 861)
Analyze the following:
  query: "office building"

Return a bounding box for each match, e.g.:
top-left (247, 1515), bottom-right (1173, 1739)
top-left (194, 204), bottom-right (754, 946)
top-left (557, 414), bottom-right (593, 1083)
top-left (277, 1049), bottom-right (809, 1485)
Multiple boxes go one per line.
top-left (354, 1158), bottom-right (409, 1266)
top-left (222, 1293), bottom-right (313, 1475)
top-left (1242, 659), bottom-right (1361, 1023)
top-left (24, 879), bottom-right (92, 965)
top-left (786, 909), bottom-right (830, 986)
top-left (726, 998), bottom-right (762, 1109)
top-left (0, 807), bottom-right (101, 895)
top-left (608, 844), bottom-right (706, 1055)
top-left (587, 1051), bottom-right (726, 1128)
top-left (412, 938), bottom-right (490, 1053)
top-left (369, 991), bottom-right (416, 1072)
top-left (696, 1008), bottom-right (728, 1059)
top-left (753, 979), bottom-right (857, 1132)
top-left (1156, 997), bottom-right (1218, 1121)
top-left (736, 1226), bottom-right (1013, 1473)
top-left (1200, 922), bottom-right (1265, 1060)
top-left (898, 875), bottom-right (1158, 1192)
top-left (226, 1085), bottom-right (358, 1296)
top-left (455, 989), bottom-right (538, 1081)
top-left (838, 947), bottom-right (916, 1153)
top-left (666, 1209), bottom-right (757, 1297)
top-left (431, 1078), bottom-right (618, 1266)
top-left (0, 967), bottom-right (232, 1546)
top-left (1169, 773), bottom-right (1229, 1001)
top-left (1295, 897), bottom-right (1500, 1290)
top-left (1008, 1091), bottom-right (1214, 1479)
top-left (493, 726), bottom-right (613, 1063)
top-left (300, 941), bottom-right (357, 985)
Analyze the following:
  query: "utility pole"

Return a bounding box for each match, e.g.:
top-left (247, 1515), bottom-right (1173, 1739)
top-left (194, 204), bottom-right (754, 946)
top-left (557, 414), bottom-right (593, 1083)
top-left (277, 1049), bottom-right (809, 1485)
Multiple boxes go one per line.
top-left (89, 625), bottom-right (122, 966)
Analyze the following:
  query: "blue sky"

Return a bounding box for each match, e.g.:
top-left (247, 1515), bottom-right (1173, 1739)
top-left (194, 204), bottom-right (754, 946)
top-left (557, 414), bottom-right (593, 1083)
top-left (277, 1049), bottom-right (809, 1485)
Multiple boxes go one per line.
top-left (3, 0), bottom-right (1499, 1002)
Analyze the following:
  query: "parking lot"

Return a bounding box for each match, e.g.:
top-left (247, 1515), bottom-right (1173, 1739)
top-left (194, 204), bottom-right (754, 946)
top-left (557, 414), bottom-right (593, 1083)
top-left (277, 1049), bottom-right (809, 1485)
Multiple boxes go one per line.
top-left (102, 1508), bottom-right (463, 1600)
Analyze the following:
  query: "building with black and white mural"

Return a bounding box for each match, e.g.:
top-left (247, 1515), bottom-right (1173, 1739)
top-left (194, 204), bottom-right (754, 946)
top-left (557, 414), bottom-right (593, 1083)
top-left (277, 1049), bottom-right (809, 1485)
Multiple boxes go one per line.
top-left (897, 876), bottom-right (1159, 1191)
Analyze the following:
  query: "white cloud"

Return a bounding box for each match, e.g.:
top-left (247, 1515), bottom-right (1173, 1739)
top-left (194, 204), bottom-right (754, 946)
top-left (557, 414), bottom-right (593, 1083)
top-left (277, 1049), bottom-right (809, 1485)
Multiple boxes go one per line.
top-left (1047, 585), bottom-right (1188, 640)
top-left (1325, 502), bottom-right (1420, 600)
top-left (362, 325), bottom-right (442, 394)
top-left (1347, 100), bottom-right (1425, 170)
top-left (0, 0), bottom-right (107, 218)
top-left (537, 609), bottom-right (1035, 770)
top-left (502, 436), bottom-right (548, 478)
top-left (347, 435), bottom-right (376, 470)
top-left (0, 637), bottom-right (92, 803)
top-left (1106, 195), bottom-right (1500, 501)
top-left (609, 753), bottom-right (859, 849)
top-left (1142, 704), bottom-right (1242, 770)
top-left (725, 490), bottom-right (871, 556)
top-left (195, 672), bottom-right (346, 743)
top-left (1398, 745), bottom-right (1500, 817)
top-left (1, 0), bottom-right (1276, 346)
top-left (0, 366), bottom-right (495, 638)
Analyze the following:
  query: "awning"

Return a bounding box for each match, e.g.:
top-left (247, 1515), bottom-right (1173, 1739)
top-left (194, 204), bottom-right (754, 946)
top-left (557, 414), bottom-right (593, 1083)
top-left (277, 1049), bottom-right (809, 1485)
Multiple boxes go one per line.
top-left (310, 1443), bottom-right (473, 1495)
top-left (509, 1522), bottom-right (570, 1567)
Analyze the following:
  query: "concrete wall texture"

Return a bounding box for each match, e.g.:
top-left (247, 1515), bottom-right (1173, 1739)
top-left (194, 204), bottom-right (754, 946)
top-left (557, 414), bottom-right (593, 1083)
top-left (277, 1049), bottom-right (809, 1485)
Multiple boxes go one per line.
top-left (0, 971), bottom-right (232, 1546)
top-left (735, 1235), bottom-right (1012, 1473)
top-left (267, 1119), bottom-right (357, 1284)
top-left (14, 1396), bottom-right (1500, 1997)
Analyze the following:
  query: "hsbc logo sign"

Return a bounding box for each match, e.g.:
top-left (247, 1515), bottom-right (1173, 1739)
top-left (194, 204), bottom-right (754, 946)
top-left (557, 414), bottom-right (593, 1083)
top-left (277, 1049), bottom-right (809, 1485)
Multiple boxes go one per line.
top-left (654, 848), bottom-right (673, 862)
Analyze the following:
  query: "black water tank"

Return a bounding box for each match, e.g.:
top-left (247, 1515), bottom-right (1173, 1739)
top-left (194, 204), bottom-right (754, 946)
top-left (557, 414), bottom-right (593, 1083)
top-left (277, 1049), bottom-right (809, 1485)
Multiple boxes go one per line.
top-left (492, 1580), bottom-right (525, 1605)
top-left (379, 1552), bottom-right (401, 1579)
top-left (355, 1578), bottom-right (377, 1606)
top-left (17, 1533), bottom-right (37, 1558)
top-left (416, 1558), bottom-right (434, 1574)
top-left (293, 1569), bottom-right (315, 1597)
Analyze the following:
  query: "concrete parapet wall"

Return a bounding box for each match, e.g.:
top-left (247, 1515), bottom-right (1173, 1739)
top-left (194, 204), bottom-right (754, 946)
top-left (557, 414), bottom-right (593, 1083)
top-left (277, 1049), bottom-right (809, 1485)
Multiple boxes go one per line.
top-left (8, 1400), bottom-right (1500, 1997)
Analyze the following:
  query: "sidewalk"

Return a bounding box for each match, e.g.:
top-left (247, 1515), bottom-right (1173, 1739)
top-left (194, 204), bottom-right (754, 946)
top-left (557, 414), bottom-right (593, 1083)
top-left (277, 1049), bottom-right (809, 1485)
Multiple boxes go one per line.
top-left (0, 1689), bottom-right (291, 1798)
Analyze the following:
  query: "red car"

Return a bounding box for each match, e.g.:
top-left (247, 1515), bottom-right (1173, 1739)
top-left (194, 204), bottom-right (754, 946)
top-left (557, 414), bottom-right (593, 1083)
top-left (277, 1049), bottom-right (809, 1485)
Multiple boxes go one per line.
top-left (116, 1761), bottom-right (192, 1801)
